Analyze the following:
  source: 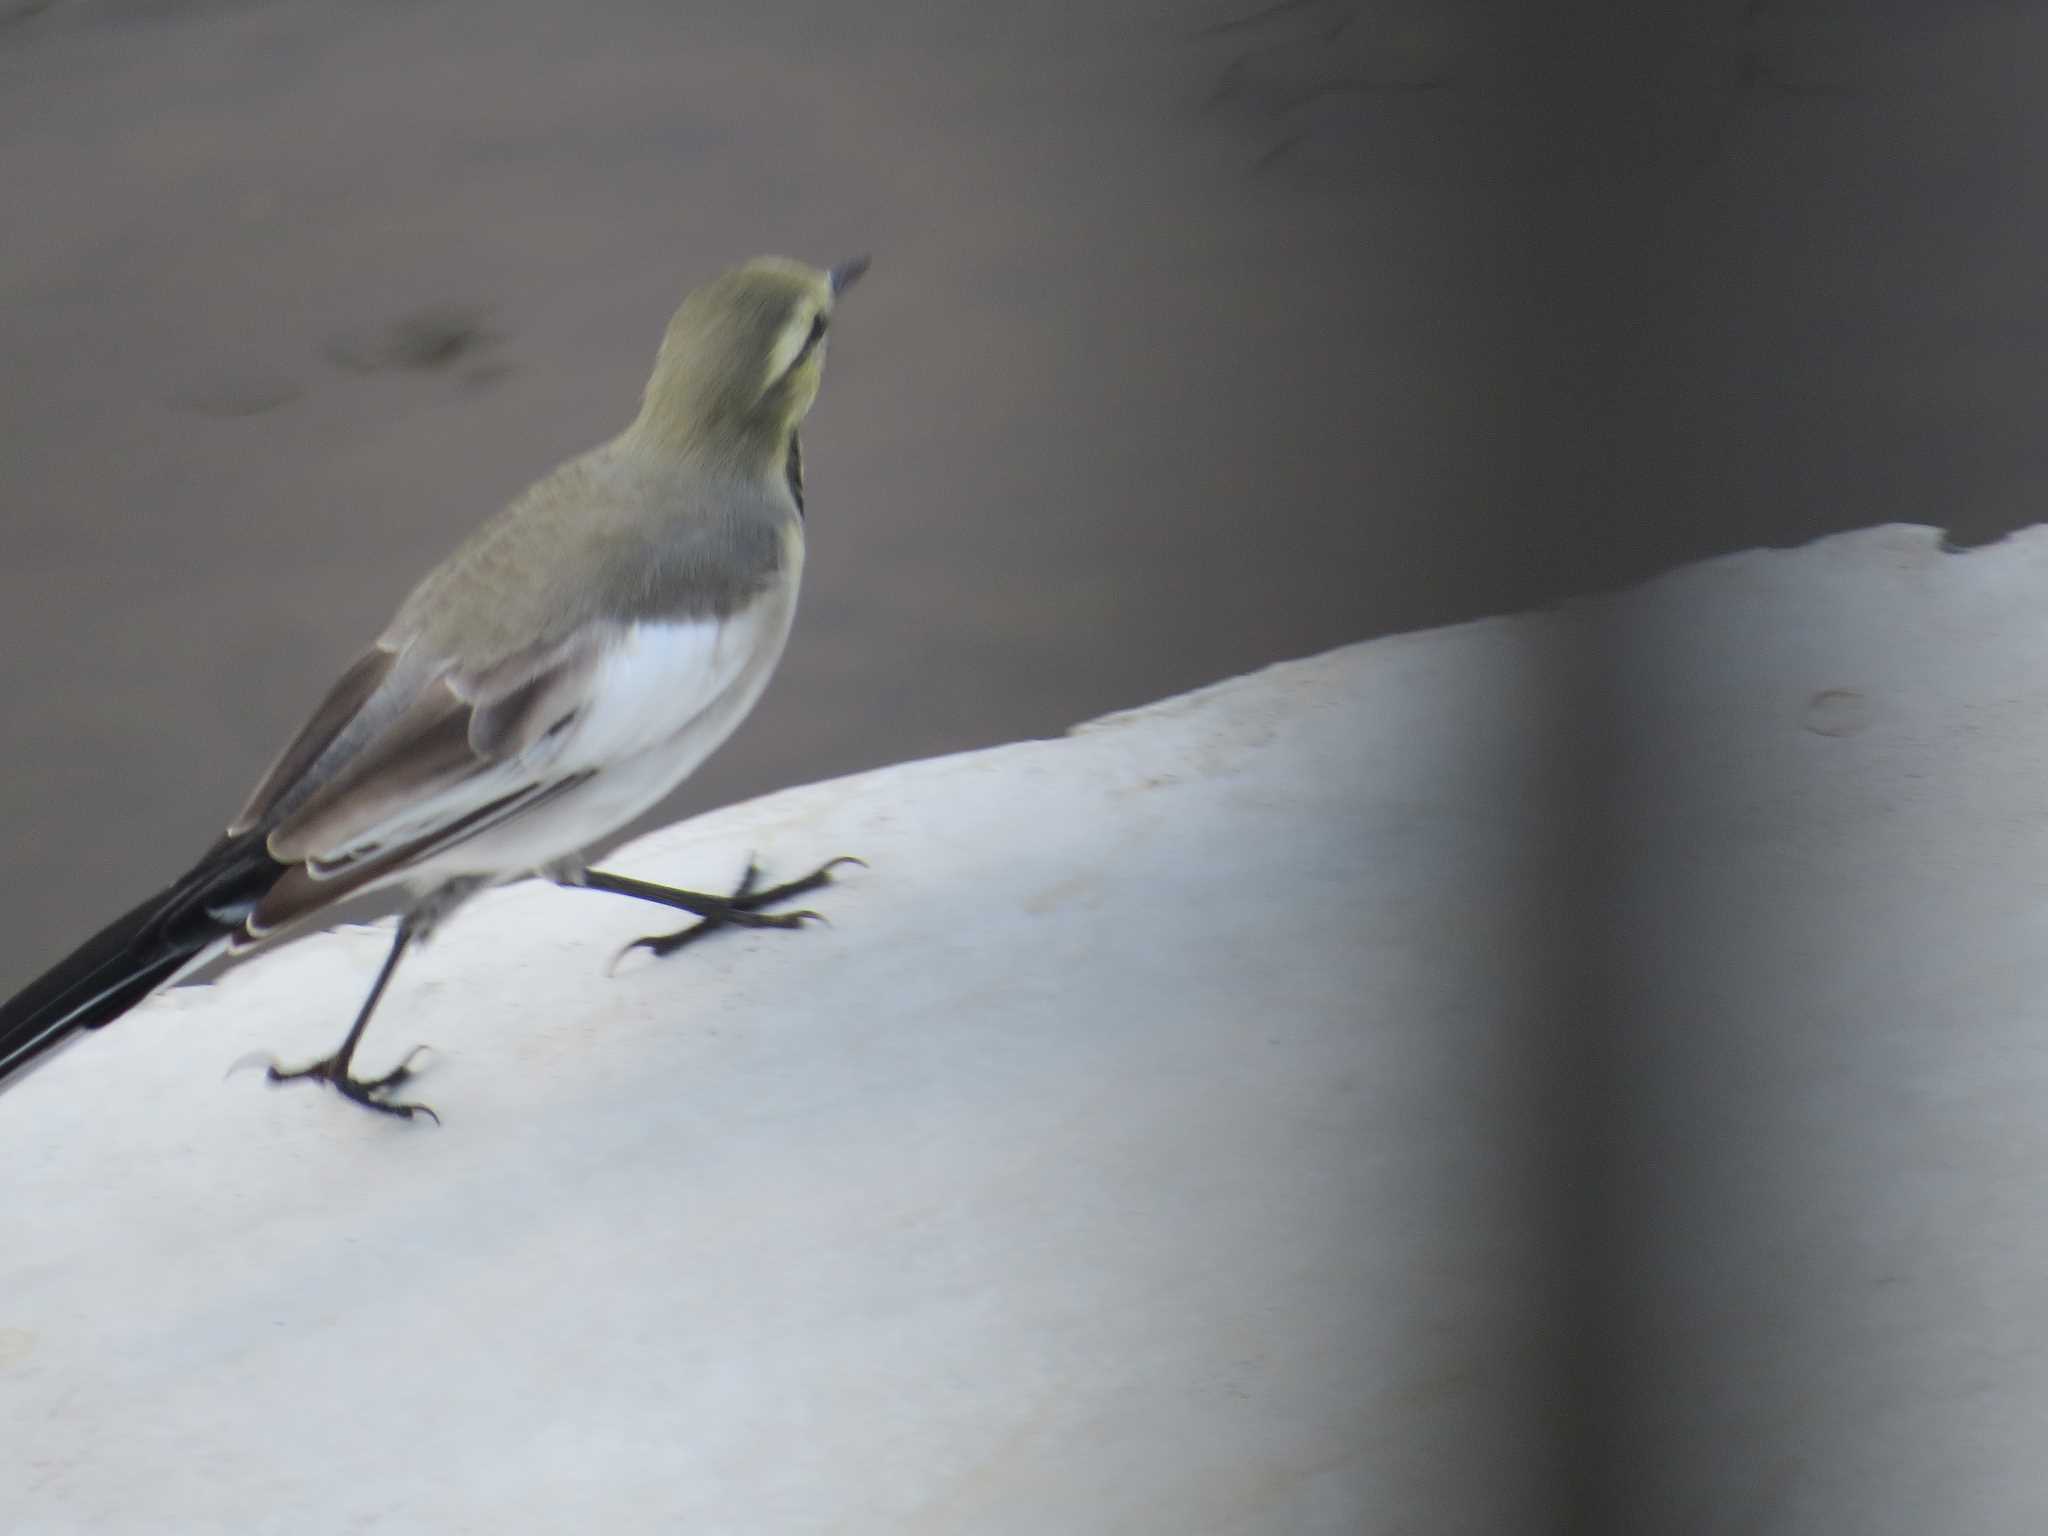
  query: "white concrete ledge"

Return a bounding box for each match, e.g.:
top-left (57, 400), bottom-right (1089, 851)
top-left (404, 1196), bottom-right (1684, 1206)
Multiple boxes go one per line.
top-left (12, 524), bottom-right (2048, 1531)
top-left (6, 621), bottom-right (1471, 1534)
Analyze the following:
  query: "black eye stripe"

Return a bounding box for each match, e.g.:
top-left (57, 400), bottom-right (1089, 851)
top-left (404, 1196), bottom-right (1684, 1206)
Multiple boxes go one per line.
top-left (790, 313), bottom-right (827, 369)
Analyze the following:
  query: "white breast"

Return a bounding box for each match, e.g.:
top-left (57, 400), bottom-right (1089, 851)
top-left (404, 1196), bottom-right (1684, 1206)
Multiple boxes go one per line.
top-left (555, 613), bottom-right (764, 769)
top-left (399, 550), bottom-right (805, 884)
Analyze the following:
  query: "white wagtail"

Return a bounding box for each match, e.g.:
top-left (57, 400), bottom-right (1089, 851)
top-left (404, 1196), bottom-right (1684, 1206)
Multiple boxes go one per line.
top-left (0, 254), bottom-right (868, 1120)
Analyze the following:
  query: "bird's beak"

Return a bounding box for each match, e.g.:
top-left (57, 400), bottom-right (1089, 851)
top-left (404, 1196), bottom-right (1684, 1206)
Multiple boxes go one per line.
top-left (829, 255), bottom-right (871, 297)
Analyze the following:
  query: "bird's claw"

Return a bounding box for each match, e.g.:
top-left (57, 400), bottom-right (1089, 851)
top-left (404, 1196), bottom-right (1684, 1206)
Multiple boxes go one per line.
top-left (253, 1044), bottom-right (440, 1123)
top-left (604, 852), bottom-right (858, 970)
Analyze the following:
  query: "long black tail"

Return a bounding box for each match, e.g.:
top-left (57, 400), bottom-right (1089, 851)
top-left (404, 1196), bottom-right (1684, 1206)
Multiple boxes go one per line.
top-left (0, 832), bottom-right (283, 1092)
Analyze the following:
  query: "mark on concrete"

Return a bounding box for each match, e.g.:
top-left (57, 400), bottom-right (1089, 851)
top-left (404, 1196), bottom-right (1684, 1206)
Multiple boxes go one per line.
top-left (328, 304), bottom-right (499, 376)
top-left (1802, 687), bottom-right (1871, 738)
top-left (168, 375), bottom-right (304, 418)
top-left (0, 1326), bottom-right (35, 1369)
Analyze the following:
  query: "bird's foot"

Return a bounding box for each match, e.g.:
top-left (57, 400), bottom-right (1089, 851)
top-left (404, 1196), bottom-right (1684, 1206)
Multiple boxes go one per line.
top-left (616, 855), bottom-right (863, 965)
top-left (259, 1045), bottom-right (439, 1123)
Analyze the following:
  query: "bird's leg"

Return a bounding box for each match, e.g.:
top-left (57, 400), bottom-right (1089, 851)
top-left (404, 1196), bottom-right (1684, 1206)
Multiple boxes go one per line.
top-left (261, 915), bottom-right (439, 1123)
top-left (575, 856), bottom-right (862, 962)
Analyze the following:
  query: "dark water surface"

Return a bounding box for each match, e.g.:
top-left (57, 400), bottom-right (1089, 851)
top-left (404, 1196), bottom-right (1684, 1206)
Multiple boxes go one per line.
top-left (3, 0), bottom-right (2046, 990)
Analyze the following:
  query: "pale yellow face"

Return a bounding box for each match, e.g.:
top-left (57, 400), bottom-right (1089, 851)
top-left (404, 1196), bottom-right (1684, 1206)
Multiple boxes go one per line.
top-left (638, 257), bottom-right (851, 457)
top-left (757, 282), bottom-right (832, 424)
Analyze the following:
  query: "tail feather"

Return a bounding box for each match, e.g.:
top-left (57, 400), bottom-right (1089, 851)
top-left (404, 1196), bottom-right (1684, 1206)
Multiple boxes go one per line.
top-left (0, 833), bottom-right (283, 1092)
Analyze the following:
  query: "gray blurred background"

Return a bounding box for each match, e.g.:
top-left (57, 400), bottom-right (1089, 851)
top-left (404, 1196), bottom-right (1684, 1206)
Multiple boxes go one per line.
top-left (2, 0), bottom-right (2044, 985)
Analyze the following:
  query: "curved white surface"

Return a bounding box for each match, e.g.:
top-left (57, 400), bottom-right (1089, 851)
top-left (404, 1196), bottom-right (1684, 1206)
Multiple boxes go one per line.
top-left (5, 629), bottom-right (1465, 1534)
top-left (16, 523), bottom-right (2048, 1532)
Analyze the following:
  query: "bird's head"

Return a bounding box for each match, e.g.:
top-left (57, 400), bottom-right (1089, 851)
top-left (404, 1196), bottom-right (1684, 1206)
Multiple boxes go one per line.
top-left (629, 254), bottom-right (867, 480)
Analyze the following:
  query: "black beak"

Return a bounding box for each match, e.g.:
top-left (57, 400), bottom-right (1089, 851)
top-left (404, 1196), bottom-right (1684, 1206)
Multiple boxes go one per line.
top-left (828, 255), bottom-right (871, 297)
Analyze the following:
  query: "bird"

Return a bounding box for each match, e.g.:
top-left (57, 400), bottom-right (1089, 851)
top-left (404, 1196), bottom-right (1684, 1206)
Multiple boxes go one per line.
top-left (0, 253), bottom-right (869, 1121)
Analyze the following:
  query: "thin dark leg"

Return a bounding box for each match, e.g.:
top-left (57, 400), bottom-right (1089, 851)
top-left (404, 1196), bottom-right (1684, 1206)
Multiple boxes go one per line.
top-left (578, 855), bottom-right (862, 961)
top-left (263, 915), bottom-right (439, 1123)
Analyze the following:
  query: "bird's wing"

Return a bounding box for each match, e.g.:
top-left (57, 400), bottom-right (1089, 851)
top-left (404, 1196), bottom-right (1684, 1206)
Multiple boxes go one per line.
top-left (230, 647), bottom-right (400, 836)
top-left (228, 608), bottom-right (771, 941)
top-left (263, 632), bottom-right (595, 869)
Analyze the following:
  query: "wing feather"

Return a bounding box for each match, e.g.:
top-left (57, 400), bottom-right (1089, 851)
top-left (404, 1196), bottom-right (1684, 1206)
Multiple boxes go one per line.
top-left (242, 772), bottom-right (596, 942)
top-left (263, 630), bottom-right (602, 867)
top-left (228, 647), bottom-right (397, 835)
